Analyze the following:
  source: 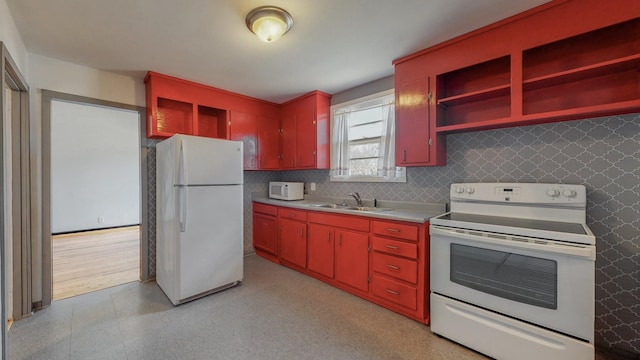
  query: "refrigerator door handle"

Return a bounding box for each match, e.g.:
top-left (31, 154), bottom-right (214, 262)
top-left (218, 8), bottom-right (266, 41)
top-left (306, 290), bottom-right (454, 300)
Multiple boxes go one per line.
top-left (179, 186), bottom-right (187, 232)
top-left (178, 142), bottom-right (187, 232)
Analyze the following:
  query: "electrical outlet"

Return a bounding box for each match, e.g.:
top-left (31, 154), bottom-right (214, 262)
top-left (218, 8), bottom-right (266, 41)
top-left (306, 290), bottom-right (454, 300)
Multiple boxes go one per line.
top-left (310, 182), bottom-right (316, 191)
top-left (98, 217), bottom-right (104, 223)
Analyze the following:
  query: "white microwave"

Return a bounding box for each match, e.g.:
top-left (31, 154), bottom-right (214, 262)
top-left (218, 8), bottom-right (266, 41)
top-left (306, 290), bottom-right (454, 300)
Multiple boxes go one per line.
top-left (269, 182), bottom-right (304, 201)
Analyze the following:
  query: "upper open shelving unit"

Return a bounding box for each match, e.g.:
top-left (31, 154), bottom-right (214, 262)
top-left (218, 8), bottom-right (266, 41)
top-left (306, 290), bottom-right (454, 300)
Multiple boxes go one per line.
top-left (521, 17), bottom-right (640, 118)
top-left (433, 17), bottom-right (640, 134)
top-left (435, 56), bottom-right (511, 131)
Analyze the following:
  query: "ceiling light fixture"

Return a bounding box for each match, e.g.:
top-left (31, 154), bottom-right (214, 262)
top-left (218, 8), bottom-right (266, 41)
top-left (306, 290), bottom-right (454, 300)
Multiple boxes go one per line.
top-left (245, 6), bottom-right (293, 43)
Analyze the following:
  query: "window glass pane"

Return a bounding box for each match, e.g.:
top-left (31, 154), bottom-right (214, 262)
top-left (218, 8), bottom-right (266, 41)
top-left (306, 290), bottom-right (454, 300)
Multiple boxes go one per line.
top-left (349, 158), bottom-right (377, 176)
top-left (349, 143), bottom-right (379, 159)
top-left (349, 121), bottom-right (382, 140)
top-left (450, 244), bottom-right (557, 309)
top-left (348, 107), bottom-right (382, 126)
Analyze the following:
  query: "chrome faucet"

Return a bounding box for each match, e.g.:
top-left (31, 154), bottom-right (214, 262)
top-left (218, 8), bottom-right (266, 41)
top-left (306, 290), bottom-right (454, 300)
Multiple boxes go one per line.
top-left (349, 192), bottom-right (363, 206)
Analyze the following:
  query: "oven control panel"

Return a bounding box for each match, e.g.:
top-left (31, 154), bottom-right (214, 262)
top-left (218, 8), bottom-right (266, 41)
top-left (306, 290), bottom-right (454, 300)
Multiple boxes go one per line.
top-left (450, 183), bottom-right (586, 205)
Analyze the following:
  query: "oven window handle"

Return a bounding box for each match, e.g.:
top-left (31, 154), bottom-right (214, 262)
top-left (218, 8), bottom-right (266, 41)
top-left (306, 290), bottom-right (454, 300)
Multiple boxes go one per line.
top-left (429, 225), bottom-right (595, 260)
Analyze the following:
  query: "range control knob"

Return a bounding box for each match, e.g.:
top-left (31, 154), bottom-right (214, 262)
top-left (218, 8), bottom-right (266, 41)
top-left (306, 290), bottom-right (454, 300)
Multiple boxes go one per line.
top-left (563, 189), bottom-right (577, 198)
top-left (546, 188), bottom-right (560, 197)
top-left (456, 186), bottom-right (465, 194)
top-left (466, 187), bottom-right (475, 194)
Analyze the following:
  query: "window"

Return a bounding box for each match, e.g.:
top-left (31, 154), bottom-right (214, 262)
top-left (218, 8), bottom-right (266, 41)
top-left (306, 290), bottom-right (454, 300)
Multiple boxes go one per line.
top-left (330, 90), bottom-right (406, 182)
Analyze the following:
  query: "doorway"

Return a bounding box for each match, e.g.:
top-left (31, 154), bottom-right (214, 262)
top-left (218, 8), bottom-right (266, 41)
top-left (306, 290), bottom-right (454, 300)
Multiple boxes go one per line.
top-left (41, 91), bottom-right (149, 307)
top-left (49, 99), bottom-right (141, 299)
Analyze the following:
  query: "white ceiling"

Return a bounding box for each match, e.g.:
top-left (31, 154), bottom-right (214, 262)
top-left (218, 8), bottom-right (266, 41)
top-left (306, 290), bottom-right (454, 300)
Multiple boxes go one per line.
top-left (6, 0), bottom-right (549, 103)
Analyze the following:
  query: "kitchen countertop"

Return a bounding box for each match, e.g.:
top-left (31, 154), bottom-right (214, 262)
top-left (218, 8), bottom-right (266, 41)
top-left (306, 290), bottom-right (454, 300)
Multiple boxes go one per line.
top-left (253, 196), bottom-right (446, 223)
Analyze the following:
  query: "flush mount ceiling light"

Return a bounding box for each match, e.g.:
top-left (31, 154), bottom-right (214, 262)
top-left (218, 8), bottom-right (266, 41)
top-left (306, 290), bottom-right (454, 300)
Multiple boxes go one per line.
top-left (245, 6), bottom-right (293, 43)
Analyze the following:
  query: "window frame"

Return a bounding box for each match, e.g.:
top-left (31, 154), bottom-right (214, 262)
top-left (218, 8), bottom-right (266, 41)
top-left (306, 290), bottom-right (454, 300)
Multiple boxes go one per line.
top-left (329, 89), bottom-right (406, 183)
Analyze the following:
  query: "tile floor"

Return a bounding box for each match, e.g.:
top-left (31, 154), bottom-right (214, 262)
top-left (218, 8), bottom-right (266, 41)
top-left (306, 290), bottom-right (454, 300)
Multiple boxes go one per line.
top-left (8, 255), bottom-right (623, 360)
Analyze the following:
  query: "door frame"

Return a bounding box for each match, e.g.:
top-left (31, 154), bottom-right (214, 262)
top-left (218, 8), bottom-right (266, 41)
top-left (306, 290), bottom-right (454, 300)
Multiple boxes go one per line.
top-left (1, 41), bottom-right (30, 360)
top-left (41, 91), bottom-right (149, 307)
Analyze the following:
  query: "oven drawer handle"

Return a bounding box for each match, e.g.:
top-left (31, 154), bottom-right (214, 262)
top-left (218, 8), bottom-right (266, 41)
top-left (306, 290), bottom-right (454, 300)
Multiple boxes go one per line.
top-left (430, 225), bottom-right (595, 260)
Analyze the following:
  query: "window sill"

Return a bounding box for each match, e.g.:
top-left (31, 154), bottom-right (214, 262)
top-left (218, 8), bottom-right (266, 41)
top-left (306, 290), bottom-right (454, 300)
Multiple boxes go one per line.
top-left (330, 175), bottom-right (406, 183)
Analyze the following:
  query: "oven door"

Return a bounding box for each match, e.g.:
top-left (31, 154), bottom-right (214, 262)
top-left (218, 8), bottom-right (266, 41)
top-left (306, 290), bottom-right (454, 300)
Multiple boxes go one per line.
top-left (430, 225), bottom-right (595, 342)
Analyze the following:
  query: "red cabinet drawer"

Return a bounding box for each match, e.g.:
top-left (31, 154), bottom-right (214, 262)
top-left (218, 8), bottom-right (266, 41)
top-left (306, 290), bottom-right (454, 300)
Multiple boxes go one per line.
top-left (278, 208), bottom-right (307, 222)
top-left (372, 236), bottom-right (417, 259)
top-left (372, 220), bottom-right (418, 242)
top-left (253, 202), bottom-right (277, 216)
top-left (371, 275), bottom-right (417, 311)
top-left (372, 252), bottom-right (417, 284)
top-left (307, 212), bottom-right (369, 232)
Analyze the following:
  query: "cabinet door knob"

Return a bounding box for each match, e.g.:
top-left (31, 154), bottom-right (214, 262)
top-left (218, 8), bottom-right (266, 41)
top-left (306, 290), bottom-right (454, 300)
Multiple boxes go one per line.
top-left (402, 150), bottom-right (407, 162)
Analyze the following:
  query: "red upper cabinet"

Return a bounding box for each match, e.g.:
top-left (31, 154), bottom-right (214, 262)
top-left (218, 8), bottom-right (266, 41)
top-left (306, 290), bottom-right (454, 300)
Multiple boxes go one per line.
top-left (144, 71), bottom-right (280, 143)
top-left (229, 111), bottom-right (258, 169)
top-left (280, 91), bottom-right (331, 170)
top-left (145, 72), bottom-right (228, 139)
top-left (257, 115), bottom-right (281, 169)
top-left (394, 75), bottom-right (445, 166)
top-left (280, 114), bottom-right (297, 169)
top-left (393, 0), bottom-right (640, 164)
top-left (144, 72), bottom-right (333, 171)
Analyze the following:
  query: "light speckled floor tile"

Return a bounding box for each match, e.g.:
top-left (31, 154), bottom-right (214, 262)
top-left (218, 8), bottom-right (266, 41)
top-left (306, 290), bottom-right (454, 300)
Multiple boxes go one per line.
top-left (8, 255), bottom-right (621, 360)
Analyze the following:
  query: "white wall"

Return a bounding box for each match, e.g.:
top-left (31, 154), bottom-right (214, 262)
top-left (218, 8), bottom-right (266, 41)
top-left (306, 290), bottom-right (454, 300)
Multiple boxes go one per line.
top-left (51, 100), bottom-right (140, 233)
top-left (28, 54), bottom-right (145, 301)
top-left (0, 0), bottom-right (28, 75)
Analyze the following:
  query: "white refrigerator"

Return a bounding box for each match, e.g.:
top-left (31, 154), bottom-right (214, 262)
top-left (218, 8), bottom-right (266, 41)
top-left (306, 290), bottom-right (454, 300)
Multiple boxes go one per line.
top-left (156, 134), bottom-right (243, 305)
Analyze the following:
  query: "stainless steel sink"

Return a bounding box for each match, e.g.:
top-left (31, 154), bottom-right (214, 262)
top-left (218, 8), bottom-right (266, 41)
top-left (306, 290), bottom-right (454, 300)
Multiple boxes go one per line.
top-left (313, 204), bottom-right (349, 209)
top-left (346, 206), bottom-right (394, 212)
top-left (311, 204), bottom-right (394, 212)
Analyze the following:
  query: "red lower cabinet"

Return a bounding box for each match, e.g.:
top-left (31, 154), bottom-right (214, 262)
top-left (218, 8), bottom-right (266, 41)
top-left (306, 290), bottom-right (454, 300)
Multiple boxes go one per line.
top-left (252, 203), bottom-right (278, 261)
top-left (307, 224), bottom-right (335, 278)
top-left (278, 218), bottom-right (307, 268)
top-left (253, 202), bottom-right (430, 324)
top-left (253, 213), bottom-right (278, 255)
top-left (278, 208), bottom-right (308, 269)
top-left (335, 229), bottom-right (369, 293)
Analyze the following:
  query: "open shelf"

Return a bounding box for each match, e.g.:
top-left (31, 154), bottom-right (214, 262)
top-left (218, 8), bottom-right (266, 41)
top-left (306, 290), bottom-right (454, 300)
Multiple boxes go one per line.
top-left (436, 56), bottom-right (511, 129)
top-left (522, 18), bottom-right (640, 115)
top-left (523, 18), bottom-right (640, 80)
top-left (523, 54), bottom-right (640, 90)
top-left (156, 97), bottom-right (193, 135)
top-left (437, 56), bottom-right (511, 98)
top-left (435, 116), bottom-right (514, 134)
top-left (436, 91), bottom-right (511, 128)
top-left (438, 84), bottom-right (510, 107)
top-left (197, 105), bottom-right (227, 138)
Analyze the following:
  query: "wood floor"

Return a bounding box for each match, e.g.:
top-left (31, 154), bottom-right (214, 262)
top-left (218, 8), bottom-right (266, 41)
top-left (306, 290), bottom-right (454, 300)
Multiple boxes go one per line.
top-left (52, 226), bottom-right (140, 300)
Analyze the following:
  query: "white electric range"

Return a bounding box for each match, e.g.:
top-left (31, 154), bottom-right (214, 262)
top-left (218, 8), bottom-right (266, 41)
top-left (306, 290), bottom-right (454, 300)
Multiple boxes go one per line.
top-left (429, 183), bottom-right (595, 360)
